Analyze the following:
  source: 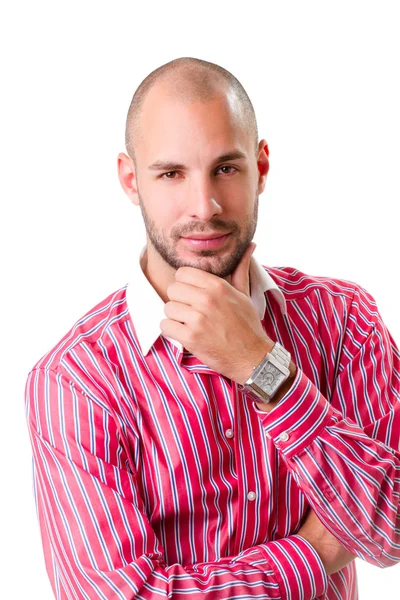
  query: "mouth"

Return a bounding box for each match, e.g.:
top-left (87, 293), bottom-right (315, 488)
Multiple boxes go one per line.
top-left (180, 232), bottom-right (232, 251)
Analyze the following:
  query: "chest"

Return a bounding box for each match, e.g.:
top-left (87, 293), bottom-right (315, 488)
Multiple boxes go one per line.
top-left (125, 366), bottom-right (310, 562)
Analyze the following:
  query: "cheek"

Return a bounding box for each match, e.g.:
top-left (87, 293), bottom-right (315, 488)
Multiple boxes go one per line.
top-left (141, 185), bottom-right (179, 227)
top-left (152, 202), bottom-right (181, 233)
top-left (228, 193), bottom-right (253, 217)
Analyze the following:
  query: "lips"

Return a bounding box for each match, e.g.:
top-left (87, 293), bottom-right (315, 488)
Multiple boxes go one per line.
top-left (181, 233), bottom-right (232, 250)
top-left (181, 232), bottom-right (230, 240)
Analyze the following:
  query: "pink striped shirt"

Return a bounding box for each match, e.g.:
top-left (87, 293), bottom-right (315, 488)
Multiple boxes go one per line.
top-left (25, 247), bottom-right (400, 599)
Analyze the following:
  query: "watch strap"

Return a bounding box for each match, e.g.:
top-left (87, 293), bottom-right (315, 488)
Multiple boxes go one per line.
top-left (270, 341), bottom-right (290, 369)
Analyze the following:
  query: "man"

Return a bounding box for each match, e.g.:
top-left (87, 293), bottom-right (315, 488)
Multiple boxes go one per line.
top-left (25, 56), bottom-right (400, 599)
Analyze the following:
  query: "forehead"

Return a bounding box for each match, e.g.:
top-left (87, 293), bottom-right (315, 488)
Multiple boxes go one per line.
top-left (137, 85), bottom-right (250, 161)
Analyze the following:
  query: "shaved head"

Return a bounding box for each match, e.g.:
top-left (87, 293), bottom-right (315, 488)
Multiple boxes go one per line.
top-left (125, 57), bottom-right (259, 169)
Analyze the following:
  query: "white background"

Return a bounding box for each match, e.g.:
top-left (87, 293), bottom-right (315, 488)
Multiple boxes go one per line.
top-left (1, 1), bottom-right (399, 598)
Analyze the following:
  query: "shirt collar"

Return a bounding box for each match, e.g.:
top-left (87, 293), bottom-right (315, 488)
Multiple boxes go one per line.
top-left (126, 245), bottom-right (287, 357)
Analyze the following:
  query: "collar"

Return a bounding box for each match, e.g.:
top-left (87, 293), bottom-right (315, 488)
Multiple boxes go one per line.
top-left (126, 245), bottom-right (287, 357)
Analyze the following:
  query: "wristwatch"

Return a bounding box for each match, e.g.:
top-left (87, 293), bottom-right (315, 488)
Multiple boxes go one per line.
top-left (237, 341), bottom-right (291, 404)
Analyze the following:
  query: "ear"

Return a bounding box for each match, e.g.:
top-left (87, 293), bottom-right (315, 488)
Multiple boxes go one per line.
top-left (257, 139), bottom-right (270, 195)
top-left (117, 152), bottom-right (140, 206)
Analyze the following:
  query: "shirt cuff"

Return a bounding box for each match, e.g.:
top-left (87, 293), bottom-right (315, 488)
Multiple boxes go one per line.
top-left (252, 365), bottom-right (338, 459)
top-left (250, 534), bottom-right (328, 600)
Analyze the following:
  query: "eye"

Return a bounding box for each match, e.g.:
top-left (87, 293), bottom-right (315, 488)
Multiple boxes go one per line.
top-left (217, 165), bottom-right (237, 175)
top-left (160, 166), bottom-right (237, 180)
top-left (161, 171), bottom-right (179, 179)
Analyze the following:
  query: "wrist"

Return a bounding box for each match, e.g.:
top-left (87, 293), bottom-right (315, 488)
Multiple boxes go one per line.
top-left (237, 340), bottom-right (296, 412)
top-left (254, 360), bottom-right (297, 413)
top-left (235, 338), bottom-right (275, 386)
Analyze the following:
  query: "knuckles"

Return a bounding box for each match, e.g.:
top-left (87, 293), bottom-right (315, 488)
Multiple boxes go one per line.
top-left (159, 318), bottom-right (168, 333)
top-left (193, 311), bottom-right (206, 329)
top-left (198, 292), bottom-right (215, 311)
top-left (164, 300), bottom-right (177, 316)
top-left (166, 282), bottom-right (179, 298)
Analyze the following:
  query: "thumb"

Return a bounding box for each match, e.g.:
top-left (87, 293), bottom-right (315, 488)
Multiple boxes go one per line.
top-left (230, 242), bottom-right (257, 296)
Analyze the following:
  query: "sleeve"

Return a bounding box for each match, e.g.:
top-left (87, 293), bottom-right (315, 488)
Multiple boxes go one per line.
top-left (253, 283), bottom-right (400, 568)
top-left (25, 366), bottom-right (328, 600)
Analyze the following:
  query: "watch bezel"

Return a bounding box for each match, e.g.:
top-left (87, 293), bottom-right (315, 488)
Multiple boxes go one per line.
top-left (239, 350), bottom-right (291, 404)
top-left (248, 353), bottom-right (290, 384)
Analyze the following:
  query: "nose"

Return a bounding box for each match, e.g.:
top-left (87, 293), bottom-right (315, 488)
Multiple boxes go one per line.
top-left (185, 177), bottom-right (223, 221)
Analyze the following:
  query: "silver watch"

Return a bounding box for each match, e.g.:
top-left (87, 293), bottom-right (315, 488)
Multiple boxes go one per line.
top-left (238, 342), bottom-right (291, 404)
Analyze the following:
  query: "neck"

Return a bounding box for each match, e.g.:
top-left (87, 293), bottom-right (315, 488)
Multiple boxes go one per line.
top-left (140, 246), bottom-right (172, 304)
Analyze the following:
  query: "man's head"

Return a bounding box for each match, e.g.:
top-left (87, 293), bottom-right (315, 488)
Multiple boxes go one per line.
top-left (118, 56), bottom-right (269, 284)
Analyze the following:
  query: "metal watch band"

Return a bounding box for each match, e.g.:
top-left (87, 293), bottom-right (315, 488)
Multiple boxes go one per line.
top-left (270, 341), bottom-right (291, 369)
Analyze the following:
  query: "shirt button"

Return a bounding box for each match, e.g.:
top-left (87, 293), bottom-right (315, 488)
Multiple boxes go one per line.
top-left (225, 428), bottom-right (234, 438)
top-left (247, 491), bottom-right (257, 501)
top-left (279, 431), bottom-right (289, 441)
top-left (323, 489), bottom-right (335, 502)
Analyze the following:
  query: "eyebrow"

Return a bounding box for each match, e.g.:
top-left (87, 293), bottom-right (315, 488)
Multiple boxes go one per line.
top-left (147, 150), bottom-right (248, 171)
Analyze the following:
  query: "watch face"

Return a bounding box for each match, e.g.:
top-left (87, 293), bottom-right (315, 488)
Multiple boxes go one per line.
top-left (257, 362), bottom-right (285, 395)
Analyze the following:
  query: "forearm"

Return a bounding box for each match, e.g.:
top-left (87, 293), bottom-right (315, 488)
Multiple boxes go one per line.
top-left (251, 365), bottom-right (400, 567)
top-left (254, 364), bottom-right (358, 576)
top-left (27, 367), bottom-right (329, 600)
top-left (297, 509), bottom-right (357, 576)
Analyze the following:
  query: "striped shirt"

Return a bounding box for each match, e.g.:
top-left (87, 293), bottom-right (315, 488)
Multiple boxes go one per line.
top-left (25, 245), bottom-right (400, 599)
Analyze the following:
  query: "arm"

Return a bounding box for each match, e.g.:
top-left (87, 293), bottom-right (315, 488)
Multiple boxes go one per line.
top-left (25, 366), bottom-right (328, 600)
top-left (252, 283), bottom-right (400, 568)
top-left (297, 507), bottom-right (357, 575)
top-left (252, 365), bottom-right (359, 575)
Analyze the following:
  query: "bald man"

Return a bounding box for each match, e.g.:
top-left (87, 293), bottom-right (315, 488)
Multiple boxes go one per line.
top-left (25, 57), bottom-right (400, 600)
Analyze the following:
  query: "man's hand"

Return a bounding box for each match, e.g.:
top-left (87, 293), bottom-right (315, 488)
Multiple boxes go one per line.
top-left (160, 243), bottom-right (276, 384)
top-left (297, 507), bottom-right (357, 576)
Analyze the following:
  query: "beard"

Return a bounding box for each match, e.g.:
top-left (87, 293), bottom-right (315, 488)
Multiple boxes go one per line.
top-left (137, 189), bottom-right (259, 279)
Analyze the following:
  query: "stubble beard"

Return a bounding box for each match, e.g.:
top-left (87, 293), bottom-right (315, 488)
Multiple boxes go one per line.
top-left (137, 189), bottom-right (259, 279)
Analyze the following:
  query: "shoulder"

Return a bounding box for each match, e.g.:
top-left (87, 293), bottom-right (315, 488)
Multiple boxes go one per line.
top-left (260, 264), bottom-right (381, 326)
top-left (262, 264), bottom-right (371, 304)
top-left (28, 284), bottom-right (130, 374)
